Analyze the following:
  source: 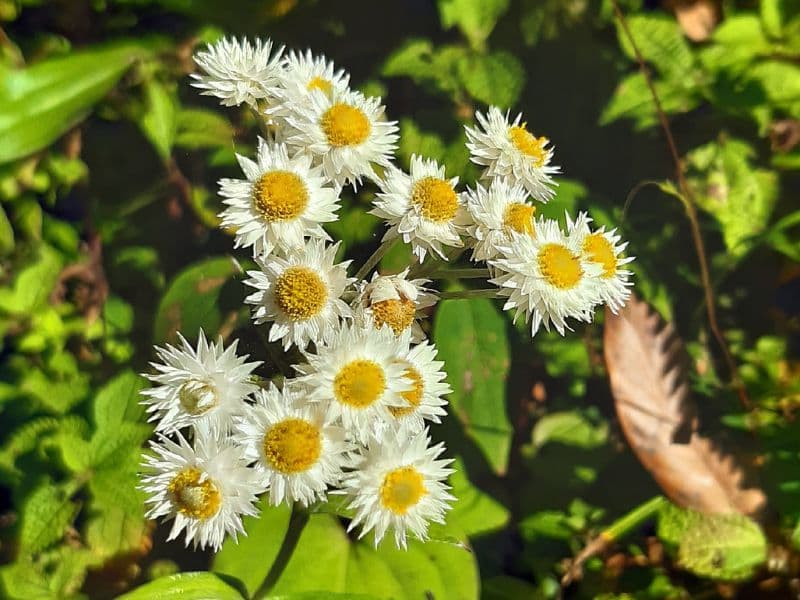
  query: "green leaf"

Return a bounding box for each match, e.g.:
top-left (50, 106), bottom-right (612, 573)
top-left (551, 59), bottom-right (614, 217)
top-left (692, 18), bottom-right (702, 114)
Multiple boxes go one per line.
top-left (0, 204), bottom-right (13, 254)
top-left (154, 256), bottom-right (242, 343)
top-left (140, 79), bottom-right (176, 161)
top-left (434, 299), bottom-right (512, 474)
top-left (447, 457), bottom-right (510, 537)
top-left (175, 108), bottom-right (235, 149)
top-left (117, 572), bottom-right (244, 600)
top-left (382, 40), bottom-right (467, 99)
top-left (458, 51), bottom-right (525, 109)
top-left (616, 14), bottom-right (694, 77)
top-left (213, 502), bottom-right (292, 597)
top-left (531, 410), bottom-right (608, 452)
top-left (761, 0), bottom-right (785, 38)
top-left (0, 243), bottom-right (62, 315)
top-left (438, 0), bottom-right (510, 49)
top-left (397, 119), bottom-right (446, 165)
top-left (0, 44), bottom-right (145, 164)
top-left (19, 481), bottom-right (78, 555)
top-left (600, 72), bottom-right (701, 128)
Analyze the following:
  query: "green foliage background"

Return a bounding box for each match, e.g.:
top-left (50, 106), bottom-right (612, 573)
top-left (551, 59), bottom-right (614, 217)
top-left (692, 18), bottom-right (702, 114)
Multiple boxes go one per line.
top-left (0, 0), bottom-right (799, 598)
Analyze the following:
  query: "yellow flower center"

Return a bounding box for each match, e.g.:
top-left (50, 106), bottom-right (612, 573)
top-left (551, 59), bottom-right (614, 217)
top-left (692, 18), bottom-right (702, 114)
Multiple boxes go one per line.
top-left (389, 367), bottom-right (424, 418)
top-left (508, 124), bottom-right (547, 167)
top-left (273, 266), bottom-right (328, 321)
top-left (321, 103), bottom-right (371, 147)
top-left (307, 76), bottom-right (333, 96)
top-left (168, 468), bottom-right (222, 520)
top-left (253, 170), bottom-right (309, 221)
top-left (379, 466), bottom-right (426, 515)
top-left (582, 233), bottom-right (617, 279)
top-left (177, 379), bottom-right (219, 416)
top-left (371, 298), bottom-right (416, 335)
top-left (502, 202), bottom-right (536, 235)
top-left (538, 243), bottom-right (583, 289)
top-left (333, 359), bottom-right (386, 408)
top-left (411, 176), bottom-right (458, 223)
top-left (262, 418), bottom-right (322, 474)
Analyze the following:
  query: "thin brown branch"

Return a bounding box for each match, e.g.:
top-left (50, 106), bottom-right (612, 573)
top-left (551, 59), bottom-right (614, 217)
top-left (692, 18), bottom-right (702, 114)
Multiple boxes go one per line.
top-left (611, 0), bottom-right (750, 410)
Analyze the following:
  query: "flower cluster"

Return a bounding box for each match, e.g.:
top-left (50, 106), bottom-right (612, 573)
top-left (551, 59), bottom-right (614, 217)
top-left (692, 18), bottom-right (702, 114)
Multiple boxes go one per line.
top-left (139, 35), bottom-right (633, 553)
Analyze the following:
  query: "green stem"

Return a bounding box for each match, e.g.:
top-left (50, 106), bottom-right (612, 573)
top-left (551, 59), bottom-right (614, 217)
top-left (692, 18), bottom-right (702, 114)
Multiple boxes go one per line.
top-left (439, 288), bottom-right (498, 299)
top-left (354, 237), bottom-right (398, 281)
top-left (411, 245), bottom-right (466, 279)
top-left (253, 505), bottom-right (310, 599)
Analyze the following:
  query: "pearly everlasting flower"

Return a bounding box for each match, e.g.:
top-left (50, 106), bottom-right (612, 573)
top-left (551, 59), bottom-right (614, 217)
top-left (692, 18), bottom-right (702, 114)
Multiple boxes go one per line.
top-left (271, 49), bottom-right (350, 114)
top-left (464, 177), bottom-right (537, 262)
top-left (354, 268), bottom-right (437, 342)
top-left (294, 322), bottom-right (412, 444)
top-left (384, 341), bottom-right (451, 435)
top-left (244, 239), bottom-right (353, 351)
top-left (568, 212), bottom-right (634, 313)
top-left (490, 218), bottom-right (603, 336)
top-left (274, 88), bottom-right (398, 189)
top-left (141, 330), bottom-right (261, 434)
top-left (465, 106), bottom-right (559, 201)
top-left (192, 37), bottom-right (284, 108)
top-left (140, 427), bottom-right (263, 551)
top-left (235, 383), bottom-right (350, 507)
top-left (371, 156), bottom-right (469, 262)
top-left (218, 138), bottom-right (341, 258)
top-left (340, 428), bottom-right (455, 549)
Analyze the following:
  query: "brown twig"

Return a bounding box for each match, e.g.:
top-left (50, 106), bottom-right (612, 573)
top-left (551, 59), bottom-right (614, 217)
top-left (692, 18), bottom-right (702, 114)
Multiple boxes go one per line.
top-left (611, 0), bottom-right (750, 410)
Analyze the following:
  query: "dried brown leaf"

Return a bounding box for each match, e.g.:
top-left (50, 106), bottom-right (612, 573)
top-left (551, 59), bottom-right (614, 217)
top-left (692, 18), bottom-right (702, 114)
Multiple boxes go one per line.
top-left (666, 0), bottom-right (721, 42)
top-left (604, 295), bottom-right (766, 517)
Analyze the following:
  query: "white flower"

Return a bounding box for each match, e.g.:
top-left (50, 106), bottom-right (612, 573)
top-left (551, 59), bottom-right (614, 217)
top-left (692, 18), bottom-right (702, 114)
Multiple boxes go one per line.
top-left (490, 218), bottom-right (603, 336)
top-left (140, 427), bottom-right (262, 551)
top-left (244, 239), bottom-right (353, 351)
top-left (293, 322), bottom-right (412, 444)
top-left (371, 156), bottom-right (469, 262)
top-left (384, 341), bottom-right (451, 435)
top-left (218, 138), bottom-right (341, 258)
top-left (568, 212), bottom-right (635, 313)
top-left (273, 88), bottom-right (398, 189)
top-left (191, 37), bottom-right (284, 108)
top-left (141, 331), bottom-right (261, 434)
top-left (465, 106), bottom-right (560, 201)
top-left (234, 383), bottom-right (350, 507)
top-left (463, 177), bottom-right (537, 262)
top-left (271, 49), bottom-right (350, 113)
top-left (354, 268), bottom-right (437, 342)
top-left (340, 428), bottom-right (454, 549)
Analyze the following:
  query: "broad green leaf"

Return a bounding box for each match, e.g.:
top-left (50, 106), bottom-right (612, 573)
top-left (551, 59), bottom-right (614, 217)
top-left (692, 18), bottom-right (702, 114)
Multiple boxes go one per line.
top-left (117, 572), bottom-right (244, 600)
top-left (458, 51), bottom-right (524, 109)
top-left (437, 0), bottom-right (510, 49)
top-left (616, 14), bottom-right (694, 78)
top-left (397, 119), bottom-right (446, 165)
top-left (382, 40), bottom-right (467, 99)
top-left (0, 44), bottom-right (145, 164)
top-left (600, 72), bottom-right (701, 128)
top-left (175, 108), bottom-right (235, 149)
top-left (434, 299), bottom-right (512, 474)
top-left (656, 501), bottom-right (705, 549)
top-left (141, 79), bottom-right (177, 160)
top-left (0, 243), bottom-right (62, 315)
top-left (482, 575), bottom-right (539, 599)
top-left (447, 457), bottom-right (510, 537)
top-left (0, 204), bottom-right (13, 254)
top-left (19, 482), bottom-right (78, 555)
top-left (213, 502), bottom-right (292, 597)
top-left (531, 411), bottom-right (608, 452)
top-left (92, 370), bottom-right (147, 435)
top-left (154, 256), bottom-right (242, 343)
top-left (761, 0), bottom-right (785, 38)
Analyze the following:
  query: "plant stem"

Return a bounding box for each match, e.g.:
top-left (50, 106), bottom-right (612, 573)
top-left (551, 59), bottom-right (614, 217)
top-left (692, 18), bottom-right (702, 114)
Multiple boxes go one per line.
top-left (439, 288), bottom-right (498, 299)
top-left (253, 505), bottom-right (310, 599)
top-left (354, 237), bottom-right (397, 281)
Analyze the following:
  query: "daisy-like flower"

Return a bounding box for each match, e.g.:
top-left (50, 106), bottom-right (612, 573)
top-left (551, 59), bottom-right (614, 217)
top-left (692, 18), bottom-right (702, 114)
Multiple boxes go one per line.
top-left (385, 341), bottom-right (451, 435)
top-left (244, 239), bottom-right (353, 351)
top-left (463, 177), bottom-right (538, 262)
top-left (465, 106), bottom-right (560, 201)
top-left (275, 88), bottom-right (398, 189)
top-left (218, 138), bottom-right (341, 258)
top-left (235, 383), bottom-right (350, 507)
top-left (294, 322), bottom-right (412, 443)
top-left (568, 212), bottom-right (634, 313)
top-left (340, 428), bottom-right (455, 549)
top-left (371, 156), bottom-right (469, 262)
top-left (354, 268), bottom-right (437, 342)
top-left (191, 37), bottom-right (284, 108)
top-left (490, 218), bottom-right (603, 336)
top-left (272, 49), bottom-right (350, 111)
top-left (140, 427), bottom-right (263, 551)
top-left (140, 330), bottom-right (261, 434)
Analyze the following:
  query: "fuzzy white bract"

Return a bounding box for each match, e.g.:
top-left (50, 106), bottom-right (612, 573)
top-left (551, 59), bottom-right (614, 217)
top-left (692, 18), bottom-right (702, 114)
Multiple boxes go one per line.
top-left (235, 383), bottom-right (350, 507)
top-left (192, 37), bottom-right (284, 108)
top-left (490, 218), bottom-right (603, 336)
top-left (275, 88), bottom-right (398, 189)
top-left (340, 428), bottom-right (454, 549)
top-left (465, 106), bottom-right (559, 201)
top-left (464, 177), bottom-right (537, 262)
top-left (272, 50), bottom-right (350, 112)
top-left (568, 212), bottom-right (634, 313)
top-left (218, 139), bottom-right (340, 258)
top-left (354, 268), bottom-right (437, 342)
top-left (140, 331), bottom-right (261, 434)
top-left (294, 322), bottom-right (412, 444)
top-left (140, 428), bottom-right (262, 551)
top-left (371, 156), bottom-right (469, 262)
top-left (244, 239), bottom-right (353, 351)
